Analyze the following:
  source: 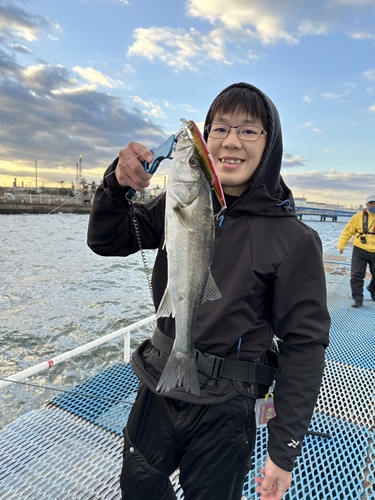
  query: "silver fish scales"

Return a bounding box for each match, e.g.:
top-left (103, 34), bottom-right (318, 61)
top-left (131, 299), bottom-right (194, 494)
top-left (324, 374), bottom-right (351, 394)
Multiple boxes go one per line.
top-left (156, 124), bottom-right (222, 397)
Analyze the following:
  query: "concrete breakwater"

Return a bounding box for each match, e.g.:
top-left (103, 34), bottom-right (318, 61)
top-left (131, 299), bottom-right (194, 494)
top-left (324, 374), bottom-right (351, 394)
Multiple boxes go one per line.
top-left (0, 201), bottom-right (92, 214)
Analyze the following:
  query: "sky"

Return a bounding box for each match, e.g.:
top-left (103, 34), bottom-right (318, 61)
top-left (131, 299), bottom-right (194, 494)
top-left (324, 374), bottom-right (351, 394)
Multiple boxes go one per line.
top-left (0, 0), bottom-right (375, 207)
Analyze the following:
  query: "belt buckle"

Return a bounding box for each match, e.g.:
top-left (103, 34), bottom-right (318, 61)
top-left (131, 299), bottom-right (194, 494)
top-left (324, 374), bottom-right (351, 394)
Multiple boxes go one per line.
top-left (195, 351), bottom-right (224, 380)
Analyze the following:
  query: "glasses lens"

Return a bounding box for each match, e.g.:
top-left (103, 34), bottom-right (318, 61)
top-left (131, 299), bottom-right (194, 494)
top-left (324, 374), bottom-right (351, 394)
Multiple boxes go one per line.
top-left (208, 124), bottom-right (230, 139)
top-left (237, 125), bottom-right (261, 141)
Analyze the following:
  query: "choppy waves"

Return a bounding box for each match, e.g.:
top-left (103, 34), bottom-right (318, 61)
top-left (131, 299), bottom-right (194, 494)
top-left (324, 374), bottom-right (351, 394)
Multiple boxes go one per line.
top-left (0, 213), bottom-right (346, 426)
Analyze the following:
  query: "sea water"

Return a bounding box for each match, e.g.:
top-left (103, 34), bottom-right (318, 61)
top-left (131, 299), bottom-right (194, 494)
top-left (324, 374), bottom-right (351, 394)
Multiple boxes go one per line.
top-left (0, 213), bottom-right (347, 426)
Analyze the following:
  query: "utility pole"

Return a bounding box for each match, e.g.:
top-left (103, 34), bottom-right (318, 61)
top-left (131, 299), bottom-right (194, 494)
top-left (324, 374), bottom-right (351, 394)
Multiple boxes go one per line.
top-left (79, 155), bottom-right (82, 183)
top-left (35, 160), bottom-right (38, 188)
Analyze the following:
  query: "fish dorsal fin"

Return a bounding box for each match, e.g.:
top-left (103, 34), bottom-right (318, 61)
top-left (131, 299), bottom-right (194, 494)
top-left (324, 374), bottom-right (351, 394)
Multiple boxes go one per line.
top-left (201, 273), bottom-right (221, 303)
top-left (173, 203), bottom-right (194, 232)
top-left (156, 288), bottom-right (175, 318)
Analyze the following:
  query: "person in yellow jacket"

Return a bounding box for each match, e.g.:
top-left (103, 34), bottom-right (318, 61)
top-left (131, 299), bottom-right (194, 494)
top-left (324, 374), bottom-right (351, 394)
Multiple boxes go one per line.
top-left (338, 194), bottom-right (375, 307)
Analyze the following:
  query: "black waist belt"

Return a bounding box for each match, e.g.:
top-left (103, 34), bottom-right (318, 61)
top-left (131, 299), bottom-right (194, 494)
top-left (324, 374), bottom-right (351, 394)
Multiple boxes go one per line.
top-left (151, 328), bottom-right (278, 387)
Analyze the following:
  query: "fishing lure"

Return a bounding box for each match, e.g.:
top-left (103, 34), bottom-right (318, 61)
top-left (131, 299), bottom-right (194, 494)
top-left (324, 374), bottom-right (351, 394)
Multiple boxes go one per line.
top-left (184, 119), bottom-right (227, 212)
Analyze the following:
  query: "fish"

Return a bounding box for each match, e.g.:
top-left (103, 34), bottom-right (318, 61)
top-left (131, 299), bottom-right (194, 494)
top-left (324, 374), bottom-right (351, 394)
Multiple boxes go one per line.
top-left (155, 120), bottom-right (224, 397)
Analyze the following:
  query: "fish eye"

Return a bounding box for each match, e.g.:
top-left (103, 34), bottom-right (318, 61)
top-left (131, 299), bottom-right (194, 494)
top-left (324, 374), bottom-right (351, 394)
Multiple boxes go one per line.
top-left (189, 155), bottom-right (200, 168)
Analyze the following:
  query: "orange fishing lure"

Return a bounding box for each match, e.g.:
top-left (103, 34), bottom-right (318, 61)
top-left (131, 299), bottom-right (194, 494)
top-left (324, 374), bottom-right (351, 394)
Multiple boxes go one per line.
top-left (186, 120), bottom-right (227, 212)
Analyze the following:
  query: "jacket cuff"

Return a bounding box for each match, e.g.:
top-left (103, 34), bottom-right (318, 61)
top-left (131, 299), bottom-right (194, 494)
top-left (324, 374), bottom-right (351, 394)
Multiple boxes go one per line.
top-left (267, 444), bottom-right (296, 472)
top-left (103, 157), bottom-right (131, 202)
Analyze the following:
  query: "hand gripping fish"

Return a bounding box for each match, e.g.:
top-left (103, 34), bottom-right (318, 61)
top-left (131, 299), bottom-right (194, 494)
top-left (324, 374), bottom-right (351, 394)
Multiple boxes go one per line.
top-left (156, 120), bottom-right (226, 397)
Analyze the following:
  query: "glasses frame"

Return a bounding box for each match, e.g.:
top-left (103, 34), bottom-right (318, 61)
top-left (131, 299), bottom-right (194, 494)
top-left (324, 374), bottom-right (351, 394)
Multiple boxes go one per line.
top-left (206, 123), bottom-right (268, 142)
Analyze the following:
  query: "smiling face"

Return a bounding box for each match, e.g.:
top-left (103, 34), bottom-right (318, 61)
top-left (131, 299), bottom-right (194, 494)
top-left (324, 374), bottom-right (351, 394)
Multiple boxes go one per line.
top-left (207, 112), bottom-right (267, 196)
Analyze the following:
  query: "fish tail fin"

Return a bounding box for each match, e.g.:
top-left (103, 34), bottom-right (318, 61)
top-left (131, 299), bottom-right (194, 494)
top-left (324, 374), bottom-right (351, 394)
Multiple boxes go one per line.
top-left (156, 351), bottom-right (200, 397)
top-left (156, 288), bottom-right (174, 318)
top-left (201, 273), bottom-right (221, 303)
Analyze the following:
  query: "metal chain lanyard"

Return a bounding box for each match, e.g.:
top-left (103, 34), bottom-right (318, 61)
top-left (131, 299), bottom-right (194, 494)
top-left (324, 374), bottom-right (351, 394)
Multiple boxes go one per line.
top-left (128, 198), bottom-right (154, 303)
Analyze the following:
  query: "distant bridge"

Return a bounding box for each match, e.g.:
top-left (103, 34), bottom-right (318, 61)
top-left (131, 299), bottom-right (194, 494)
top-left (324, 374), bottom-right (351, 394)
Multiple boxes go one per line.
top-left (295, 206), bottom-right (357, 222)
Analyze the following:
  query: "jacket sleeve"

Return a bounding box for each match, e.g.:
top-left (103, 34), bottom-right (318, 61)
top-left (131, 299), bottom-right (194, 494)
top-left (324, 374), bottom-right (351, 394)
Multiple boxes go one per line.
top-left (337, 214), bottom-right (359, 250)
top-left (267, 230), bottom-right (330, 471)
top-left (87, 158), bottom-right (165, 256)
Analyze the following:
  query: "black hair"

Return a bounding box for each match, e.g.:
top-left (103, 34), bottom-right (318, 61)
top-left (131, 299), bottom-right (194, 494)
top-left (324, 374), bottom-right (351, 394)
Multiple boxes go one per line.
top-left (204, 83), bottom-right (268, 140)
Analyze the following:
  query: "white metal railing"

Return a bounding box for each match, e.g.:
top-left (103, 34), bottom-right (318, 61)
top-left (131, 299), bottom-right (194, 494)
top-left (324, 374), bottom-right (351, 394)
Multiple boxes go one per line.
top-left (322, 237), bottom-right (339, 249)
top-left (0, 314), bottom-right (156, 390)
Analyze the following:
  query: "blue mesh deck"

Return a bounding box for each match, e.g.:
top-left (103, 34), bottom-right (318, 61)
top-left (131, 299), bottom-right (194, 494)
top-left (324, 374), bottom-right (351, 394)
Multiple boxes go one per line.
top-left (0, 270), bottom-right (374, 499)
top-left (51, 363), bottom-right (139, 435)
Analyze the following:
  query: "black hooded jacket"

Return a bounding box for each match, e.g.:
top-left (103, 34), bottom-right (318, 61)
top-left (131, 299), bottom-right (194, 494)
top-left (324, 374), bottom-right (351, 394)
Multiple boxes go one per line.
top-left (87, 83), bottom-right (330, 472)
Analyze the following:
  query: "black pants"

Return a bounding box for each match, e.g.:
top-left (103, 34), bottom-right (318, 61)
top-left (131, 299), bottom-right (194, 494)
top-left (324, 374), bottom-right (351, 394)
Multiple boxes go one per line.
top-left (120, 383), bottom-right (256, 500)
top-left (350, 246), bottom-right (375, 300)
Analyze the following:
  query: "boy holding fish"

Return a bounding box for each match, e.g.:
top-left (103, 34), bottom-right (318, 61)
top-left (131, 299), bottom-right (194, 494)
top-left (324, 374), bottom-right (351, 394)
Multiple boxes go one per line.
top-left (88, 82), bottom-right (330, 500)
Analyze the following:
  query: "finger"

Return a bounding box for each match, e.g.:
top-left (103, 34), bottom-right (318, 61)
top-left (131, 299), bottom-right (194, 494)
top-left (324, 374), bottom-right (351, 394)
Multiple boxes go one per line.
top-left (118, 159), bottom-right (152, 184)
top-left (116, 143), bottom-right (154, 188)
top-left (122, 142), bottom-right (153, 165)
top-left (260, 482), bottom-right (275, 494)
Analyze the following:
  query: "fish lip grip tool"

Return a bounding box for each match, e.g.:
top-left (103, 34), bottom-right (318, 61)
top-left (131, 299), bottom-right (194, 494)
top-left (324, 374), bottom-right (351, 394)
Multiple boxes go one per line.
top-left (126, 134), bottom-right (176, 200)
top-left (142, 134), bottom-right (176, 174)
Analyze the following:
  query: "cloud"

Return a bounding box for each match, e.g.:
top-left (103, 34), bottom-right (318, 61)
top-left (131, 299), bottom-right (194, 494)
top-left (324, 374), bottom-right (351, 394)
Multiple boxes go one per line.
top-left (0, 57), bottom-right (165, 187)
top-left (362, 68), bottom-right (375, 80)
top-left (178, 103), bottom-right (199, 114)
top-left (298, 20), bottom-right (329, 36)
top-left (10, 43), bottom-right (32, 54)
top-left (297, 122), bottom-right (314, 130)
top-left (47, 34), bottom-right (60, 42)
top-left (369, 104), bottom-right (375, 112)
top-left (296, 122), bottom-right (323, 134)
top-left (186, 0), bottom-right (298, 44)
top-left (0, 3), bottom-right (171, 188)
top-left (296, 122), bottom-right (322, 133)
top-left (125, 1), bottom-right (375, 70)
top-left (123, 63), bottom-right (136, 75)
top-left (127, 26), bottom-right (231, 71)
top-left (21, 63), bottom-right (77, 94)
top-left (0, 47), bottom-right (23, 77)
top-left (73, 66), bottom-right (123, 89)
top-left (283, 170), bottom-right (375, 205)
top-left (302, 95), bottom-right (312, 103)
top-left (350, 31), bottom-right (375, 40)
top-left (0, 2), bottom-right (60, 43)
top-left (321, 92), bottom-right (341, 100)
top-left (336, 0), bottom-right (375, 7)
top-left (282, 153), bottom-right (307, 168)
top-left (0, 73), bottom-right (166, 186)
top-left (131, 96), bottom-right (166, 118)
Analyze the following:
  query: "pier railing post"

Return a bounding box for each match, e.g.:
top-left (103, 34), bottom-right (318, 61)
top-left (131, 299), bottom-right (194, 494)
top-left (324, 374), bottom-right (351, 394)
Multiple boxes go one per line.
top-left (124, 330), bottom-right (130, 363)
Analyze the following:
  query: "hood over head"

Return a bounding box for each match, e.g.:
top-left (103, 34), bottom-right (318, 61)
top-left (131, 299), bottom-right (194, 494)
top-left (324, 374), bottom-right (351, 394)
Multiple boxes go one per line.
top-left (204, 82), bottom-right (285, 199)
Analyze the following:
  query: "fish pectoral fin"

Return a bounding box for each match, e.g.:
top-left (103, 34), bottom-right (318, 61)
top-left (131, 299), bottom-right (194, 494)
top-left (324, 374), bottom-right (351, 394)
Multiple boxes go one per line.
top-left (202, 273), bottom-right (221, 303)
top-left (173, 204), bottom-right (194, 232)
top-left (156, 288), bottom-right (175, 318)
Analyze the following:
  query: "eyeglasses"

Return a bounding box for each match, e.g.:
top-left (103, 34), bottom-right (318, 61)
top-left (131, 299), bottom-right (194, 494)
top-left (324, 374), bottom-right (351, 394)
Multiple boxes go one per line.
top-left (206, 123), bottom-right (267, 142)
